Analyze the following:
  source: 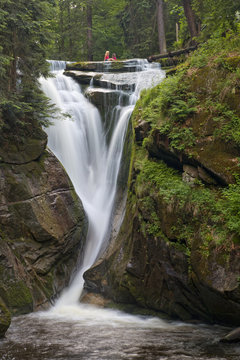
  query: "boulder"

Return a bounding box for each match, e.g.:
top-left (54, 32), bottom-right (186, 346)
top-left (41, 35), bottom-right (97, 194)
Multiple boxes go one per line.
top-left (0, 125), bottom-right (47, 164)
top-left (0, 146), bottom-right (88, 314)
top-left (135, 120), bottom-right (151, 144)
top-left (220, 327), bottom-right (240, 343)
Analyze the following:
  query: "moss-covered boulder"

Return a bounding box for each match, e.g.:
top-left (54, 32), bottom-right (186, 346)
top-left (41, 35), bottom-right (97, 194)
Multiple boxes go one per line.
top-left (0, 123), bottom-right (47, 165)
top-left (0, 298), bottom-right (11, 338)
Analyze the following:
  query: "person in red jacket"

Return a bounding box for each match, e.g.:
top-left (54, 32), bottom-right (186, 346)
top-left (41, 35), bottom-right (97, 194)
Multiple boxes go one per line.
top-left (104, 50), bottom-right (110, 61)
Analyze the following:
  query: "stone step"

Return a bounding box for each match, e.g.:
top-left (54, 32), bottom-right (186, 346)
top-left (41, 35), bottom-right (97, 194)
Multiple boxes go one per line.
top-left (64, 70), bottom-right (135, 92)
top-left (85, 88), bottom-right (129, 113)
top-left (66, 60), bottom-right (147, 73)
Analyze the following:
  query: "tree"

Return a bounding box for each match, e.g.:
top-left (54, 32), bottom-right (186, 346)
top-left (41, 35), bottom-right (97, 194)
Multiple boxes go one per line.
top-left (192, 0), bottom-right (240, 36)
top-left (86, 0), bottom-right (93, 60)
top-left (121, 0), bottom-right (159, 57)
top-left (46, 0), bottom-right (127, 61)
top-left (0, 0), bottom-right (55, 128)
top-left (156, 0), bottom-right (167, 53)
top-left (182, 0), bottom-right (198, 42)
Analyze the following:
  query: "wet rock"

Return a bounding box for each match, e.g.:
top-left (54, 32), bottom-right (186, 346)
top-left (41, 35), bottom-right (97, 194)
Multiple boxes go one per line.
top-left (81, 292), bottom-right (111, 307)
top-left (220, 327), bottom-right (240, 343)
top-left (0, 298), bottom-right (11, 338)
top-left (197, 166), bottom-right (217, 185)
top-left (135, 121), bottom-right (151, 144)
top-left (85, 88), bottom-right (128, 117)
top-left (0, 142), bottom-right (88, 315)
top-left (64, 70), bottom-right (135, 92)
top-left (183, 164), bottom-right (198, 178)
top-left (64, 70), bottom-right (100, 85)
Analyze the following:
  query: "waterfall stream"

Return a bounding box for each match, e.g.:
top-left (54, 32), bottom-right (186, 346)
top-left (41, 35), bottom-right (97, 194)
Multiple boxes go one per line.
top-left (40, 60), bottom-right (165, 311)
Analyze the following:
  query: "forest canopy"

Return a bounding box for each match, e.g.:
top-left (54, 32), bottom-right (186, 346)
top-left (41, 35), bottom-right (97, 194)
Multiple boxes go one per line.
top-left (0, 0), bottom-right (240, 128)
top-left (46, 0), bottom-right (240, 60)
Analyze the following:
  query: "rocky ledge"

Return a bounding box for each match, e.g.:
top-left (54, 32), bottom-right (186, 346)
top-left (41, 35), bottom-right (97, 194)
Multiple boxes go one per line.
top-left (64, 70), bottom-right (135, 92)
top-left (65, 60), bottom-right (144, 73)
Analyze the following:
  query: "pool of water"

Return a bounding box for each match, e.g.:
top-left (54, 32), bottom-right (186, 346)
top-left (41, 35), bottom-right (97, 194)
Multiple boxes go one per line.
top-left (0, 305), bottom-right (239, 360)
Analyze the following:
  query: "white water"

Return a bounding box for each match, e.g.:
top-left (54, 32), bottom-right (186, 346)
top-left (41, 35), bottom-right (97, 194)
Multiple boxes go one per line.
top-left (40, 59), bottom-right (166, 326)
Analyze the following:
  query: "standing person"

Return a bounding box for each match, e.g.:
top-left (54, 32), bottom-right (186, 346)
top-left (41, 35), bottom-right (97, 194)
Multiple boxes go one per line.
top-left (104, 50), bottom-right (110, 61)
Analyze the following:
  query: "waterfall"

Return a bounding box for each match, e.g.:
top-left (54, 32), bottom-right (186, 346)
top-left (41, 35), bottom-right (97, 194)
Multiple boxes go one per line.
top-left (40, 59), bottom-right (165, 311)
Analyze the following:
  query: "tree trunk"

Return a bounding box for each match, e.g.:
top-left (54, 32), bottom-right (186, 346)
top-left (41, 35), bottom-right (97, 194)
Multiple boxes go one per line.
top-left (156, 0), bottom-right (167, 54)
top-left (67, 0), bottom-right (73, 59)
top-left (59, 0), bottom-right (65, 56)
top-left (147, 45), bottom-right (197, 62)
top-left (182, 0), bottom-right (198, 42)
top-left (176, 23), bottom-right (179, 42)
top-left (87, 0), bottom-right (93, 61)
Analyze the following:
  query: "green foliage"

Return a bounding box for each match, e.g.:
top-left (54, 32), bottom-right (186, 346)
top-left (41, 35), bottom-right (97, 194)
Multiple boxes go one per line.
top-left (132, 31), bottom-right (240, 249)
top-left (120, 0), bottom-right (159, 58)
top-left (218, 179), bottom-right (240, 236)
top-left (134, 154), bottom-right (240, 248)
top-left (164, 127), bottom-right (196, 151)
top-left (189, 32), bottom-right (240, 68)
top-left (0, 0), bottom-right (56, 128)
top-left (137, 158), bottom-right (211, 209)
top-left (212, 106), bottom-right (240, 146)
top-left (135, 71), bottom-right (198, 151)
top-left (92, 0), bottom-right (127, 60)
top-left (47, 0), bottom-right (127, 61)
top-left (192, 0), bottom-right (240, 37)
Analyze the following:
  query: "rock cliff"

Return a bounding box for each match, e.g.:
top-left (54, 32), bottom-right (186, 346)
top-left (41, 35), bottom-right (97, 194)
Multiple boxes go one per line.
top-left (84, 45), bottom-right (240, 325)
top-left (0, 124), bottom-right (88, 336)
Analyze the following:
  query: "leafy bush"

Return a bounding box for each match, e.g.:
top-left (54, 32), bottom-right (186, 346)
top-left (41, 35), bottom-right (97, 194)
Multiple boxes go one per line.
top-left (218, 179), bottom-right (240, 236)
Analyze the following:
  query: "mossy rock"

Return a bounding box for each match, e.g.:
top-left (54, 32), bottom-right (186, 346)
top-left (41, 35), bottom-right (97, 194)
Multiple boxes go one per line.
top-left (0, 125), bottom-right (47, 164)
top-left (224, 55), bottom-right (240, 70)
top-left (0, 280), bottom-right (33, 315)
top-left (0, 298), bottom-right (11, 337)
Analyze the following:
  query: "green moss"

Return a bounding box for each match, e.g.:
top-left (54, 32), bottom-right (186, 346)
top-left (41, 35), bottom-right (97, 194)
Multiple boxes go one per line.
top-left (0, 298), bottom-right (11, 337)
top-left (223, 56), bottom-right (240, 71)
top-left (132, 150), bottom-right (240, 252)
top-left (0, 280), bottom-right (33, 315)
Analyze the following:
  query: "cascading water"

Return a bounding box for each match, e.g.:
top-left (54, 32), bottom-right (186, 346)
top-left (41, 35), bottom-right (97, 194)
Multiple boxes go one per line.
top-left (2, 60), bottom-right (240, 360)
top-left (40, 59), bottom-right (166, 311)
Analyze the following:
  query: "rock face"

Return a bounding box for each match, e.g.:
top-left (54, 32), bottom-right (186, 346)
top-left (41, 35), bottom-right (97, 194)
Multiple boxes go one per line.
top-left (84, 52), bottom-right (240, 326)
top-left (0, 299), bottom-right (11, 338)
top-left (0, 125), bottom-right (88, 336)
